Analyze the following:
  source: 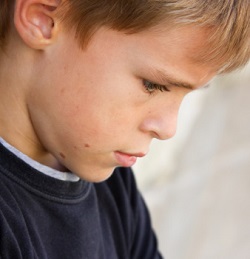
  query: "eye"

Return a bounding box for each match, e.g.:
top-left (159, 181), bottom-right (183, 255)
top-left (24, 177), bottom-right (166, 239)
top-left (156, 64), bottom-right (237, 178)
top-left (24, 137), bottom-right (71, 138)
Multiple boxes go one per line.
top-left (143, 79), bottom-right (170, 94)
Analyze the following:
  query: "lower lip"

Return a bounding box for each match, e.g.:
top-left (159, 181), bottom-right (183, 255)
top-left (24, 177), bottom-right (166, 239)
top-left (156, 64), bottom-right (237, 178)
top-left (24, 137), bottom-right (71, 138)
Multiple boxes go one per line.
top-left (114, 151), bottom-right (137, 167)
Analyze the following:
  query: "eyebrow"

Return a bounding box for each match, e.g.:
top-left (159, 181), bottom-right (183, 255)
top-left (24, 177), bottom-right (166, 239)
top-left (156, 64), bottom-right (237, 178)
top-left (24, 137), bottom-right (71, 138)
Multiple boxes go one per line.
top-left (149, 68), bottom-right (197, 90)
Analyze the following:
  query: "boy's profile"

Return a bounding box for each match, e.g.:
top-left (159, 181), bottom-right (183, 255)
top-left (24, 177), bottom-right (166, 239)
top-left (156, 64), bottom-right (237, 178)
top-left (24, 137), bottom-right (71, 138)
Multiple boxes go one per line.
top-left (0, 0), bottom-right (249, 258)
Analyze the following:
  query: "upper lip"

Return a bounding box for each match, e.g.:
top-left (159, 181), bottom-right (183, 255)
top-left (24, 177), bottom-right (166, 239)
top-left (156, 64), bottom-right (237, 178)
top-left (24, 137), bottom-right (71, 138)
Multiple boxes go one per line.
top-left (116, 151), bottom-right (147, 158)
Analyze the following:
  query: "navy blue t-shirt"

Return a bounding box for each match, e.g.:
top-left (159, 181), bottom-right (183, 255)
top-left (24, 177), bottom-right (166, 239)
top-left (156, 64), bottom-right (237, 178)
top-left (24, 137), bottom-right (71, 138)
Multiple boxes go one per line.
top-left (0, 143), bottom-right (163, 259)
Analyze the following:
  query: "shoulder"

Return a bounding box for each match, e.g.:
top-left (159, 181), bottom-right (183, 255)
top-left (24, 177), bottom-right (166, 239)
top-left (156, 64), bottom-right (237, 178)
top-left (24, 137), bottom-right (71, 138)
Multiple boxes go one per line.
top-left (0, 175), bottom-right (34, 258)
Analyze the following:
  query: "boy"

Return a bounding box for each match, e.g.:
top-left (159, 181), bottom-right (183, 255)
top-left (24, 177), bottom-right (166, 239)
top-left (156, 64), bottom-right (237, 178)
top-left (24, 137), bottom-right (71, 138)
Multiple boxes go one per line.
top-left (0, 0), bottom-right (249, 258)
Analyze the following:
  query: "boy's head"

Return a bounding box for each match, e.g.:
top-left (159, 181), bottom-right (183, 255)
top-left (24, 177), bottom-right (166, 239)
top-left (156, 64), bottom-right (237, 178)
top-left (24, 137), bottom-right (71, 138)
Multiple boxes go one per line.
top-left (1, 0), bottom-right (249, 72)
top-left (0, 0), bottom-right (249, 182)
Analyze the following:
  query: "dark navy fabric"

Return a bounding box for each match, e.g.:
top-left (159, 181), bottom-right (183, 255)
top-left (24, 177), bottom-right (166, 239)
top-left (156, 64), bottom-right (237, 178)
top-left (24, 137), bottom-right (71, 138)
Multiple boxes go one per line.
top-left (0, 143), bottom-right (162, 259)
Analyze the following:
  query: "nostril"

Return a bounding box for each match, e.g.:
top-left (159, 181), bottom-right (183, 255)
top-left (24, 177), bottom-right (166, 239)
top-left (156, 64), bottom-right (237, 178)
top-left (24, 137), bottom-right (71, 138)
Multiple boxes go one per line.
top-left (141, 118), bottom-right (178, 141)
top-left (152, 127), bottom-right (177, 140)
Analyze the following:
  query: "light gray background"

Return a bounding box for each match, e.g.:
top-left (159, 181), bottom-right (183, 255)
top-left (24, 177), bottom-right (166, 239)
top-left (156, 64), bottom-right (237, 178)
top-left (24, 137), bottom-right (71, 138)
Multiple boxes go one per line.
top-left (133, 64), bottom-right (250, 259)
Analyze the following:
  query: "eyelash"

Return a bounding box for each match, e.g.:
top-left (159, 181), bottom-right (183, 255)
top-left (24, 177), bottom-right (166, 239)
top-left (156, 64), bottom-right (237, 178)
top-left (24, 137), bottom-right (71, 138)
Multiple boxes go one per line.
top-left (143, 79), bottom-right (170, 94)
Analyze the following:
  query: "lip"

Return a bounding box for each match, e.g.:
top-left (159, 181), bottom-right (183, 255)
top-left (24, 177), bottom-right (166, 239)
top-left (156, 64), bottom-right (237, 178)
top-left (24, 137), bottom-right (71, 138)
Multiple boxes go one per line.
top-left (114, 151), bottom-right (146, 167)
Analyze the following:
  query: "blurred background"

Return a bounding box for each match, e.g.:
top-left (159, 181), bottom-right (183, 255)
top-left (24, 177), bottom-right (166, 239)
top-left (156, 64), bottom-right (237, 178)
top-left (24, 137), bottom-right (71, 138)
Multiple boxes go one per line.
top-left (133, 63), bottom-right (250, 259)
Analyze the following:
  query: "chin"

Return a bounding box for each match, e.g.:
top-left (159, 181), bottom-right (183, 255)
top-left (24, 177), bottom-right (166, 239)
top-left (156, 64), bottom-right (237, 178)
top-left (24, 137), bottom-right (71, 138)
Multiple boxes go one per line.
top-left (75, 166), bottom-right (116, 183)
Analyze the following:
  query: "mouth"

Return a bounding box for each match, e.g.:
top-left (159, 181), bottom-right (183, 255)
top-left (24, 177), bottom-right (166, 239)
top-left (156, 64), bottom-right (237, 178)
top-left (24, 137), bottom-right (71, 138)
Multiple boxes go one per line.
top-left (114, 151), bottom-right (146, 167)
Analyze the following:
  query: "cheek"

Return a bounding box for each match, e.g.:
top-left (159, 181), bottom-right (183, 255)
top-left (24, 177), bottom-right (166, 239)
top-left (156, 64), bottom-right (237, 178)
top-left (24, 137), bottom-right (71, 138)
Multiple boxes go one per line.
top-left (58, 96), bottom-right (121, 145)
top-left (52, 68), bottom-right (145, 144)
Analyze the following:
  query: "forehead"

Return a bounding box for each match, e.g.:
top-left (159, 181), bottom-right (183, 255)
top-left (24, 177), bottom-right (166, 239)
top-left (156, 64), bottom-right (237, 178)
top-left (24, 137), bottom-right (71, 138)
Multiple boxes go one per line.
top-left (68, 25), bottom-right (218, 88)
top-left (84, 24), bottom-right (216, 67)
top-left (123, 25), bottom-right (218, 86)
top-left (136, 24), bottom-right (215, 63)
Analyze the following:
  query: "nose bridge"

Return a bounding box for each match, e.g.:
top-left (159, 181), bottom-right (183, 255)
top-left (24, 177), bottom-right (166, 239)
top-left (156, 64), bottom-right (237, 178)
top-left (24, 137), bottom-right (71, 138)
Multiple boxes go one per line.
top-left (141, 96), bottom-right (184, 140)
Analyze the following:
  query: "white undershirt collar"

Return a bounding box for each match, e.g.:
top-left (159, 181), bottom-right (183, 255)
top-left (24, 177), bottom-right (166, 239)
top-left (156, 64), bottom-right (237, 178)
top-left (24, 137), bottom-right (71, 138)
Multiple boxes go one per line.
top-left (0, 138), bottom-right (80, 182)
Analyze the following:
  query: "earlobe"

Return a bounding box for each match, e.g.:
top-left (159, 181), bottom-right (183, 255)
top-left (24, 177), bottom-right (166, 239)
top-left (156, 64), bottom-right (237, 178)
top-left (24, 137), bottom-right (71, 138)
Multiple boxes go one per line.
top-left (14, 0), bottom-right (60, 49)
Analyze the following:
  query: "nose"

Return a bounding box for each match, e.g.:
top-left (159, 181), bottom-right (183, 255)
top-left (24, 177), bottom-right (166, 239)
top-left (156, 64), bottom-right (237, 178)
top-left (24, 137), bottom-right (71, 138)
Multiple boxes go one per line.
top-left (140, 98), bottom-right (184, 140)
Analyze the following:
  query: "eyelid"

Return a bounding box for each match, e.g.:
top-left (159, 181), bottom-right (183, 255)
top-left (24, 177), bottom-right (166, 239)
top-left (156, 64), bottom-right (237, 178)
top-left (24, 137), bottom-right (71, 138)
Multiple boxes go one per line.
top-left (143, 79), bottom-right (170, 93)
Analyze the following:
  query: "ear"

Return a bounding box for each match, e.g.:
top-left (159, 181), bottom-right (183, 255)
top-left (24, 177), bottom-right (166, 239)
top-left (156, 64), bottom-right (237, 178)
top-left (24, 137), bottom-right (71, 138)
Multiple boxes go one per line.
top-left (14, 0), bottom-right (61, 49)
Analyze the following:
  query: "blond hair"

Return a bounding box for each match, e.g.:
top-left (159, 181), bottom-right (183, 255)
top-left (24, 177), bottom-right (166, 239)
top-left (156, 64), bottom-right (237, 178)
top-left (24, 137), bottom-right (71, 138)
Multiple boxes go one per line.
top-left (1, 0), bottom-right (250, 73)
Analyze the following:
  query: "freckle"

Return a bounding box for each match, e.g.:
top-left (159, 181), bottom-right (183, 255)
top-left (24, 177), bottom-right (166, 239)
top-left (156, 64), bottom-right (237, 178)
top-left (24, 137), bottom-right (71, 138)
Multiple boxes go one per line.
top-left (59, 152), bottom-right (66, 159)
top-left (84, 144), bottom-right (90, 148)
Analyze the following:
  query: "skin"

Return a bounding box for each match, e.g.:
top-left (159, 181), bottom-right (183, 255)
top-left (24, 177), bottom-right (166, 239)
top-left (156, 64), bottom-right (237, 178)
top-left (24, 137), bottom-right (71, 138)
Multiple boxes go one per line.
top-left (0, 1), bottom-right (218, 182)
